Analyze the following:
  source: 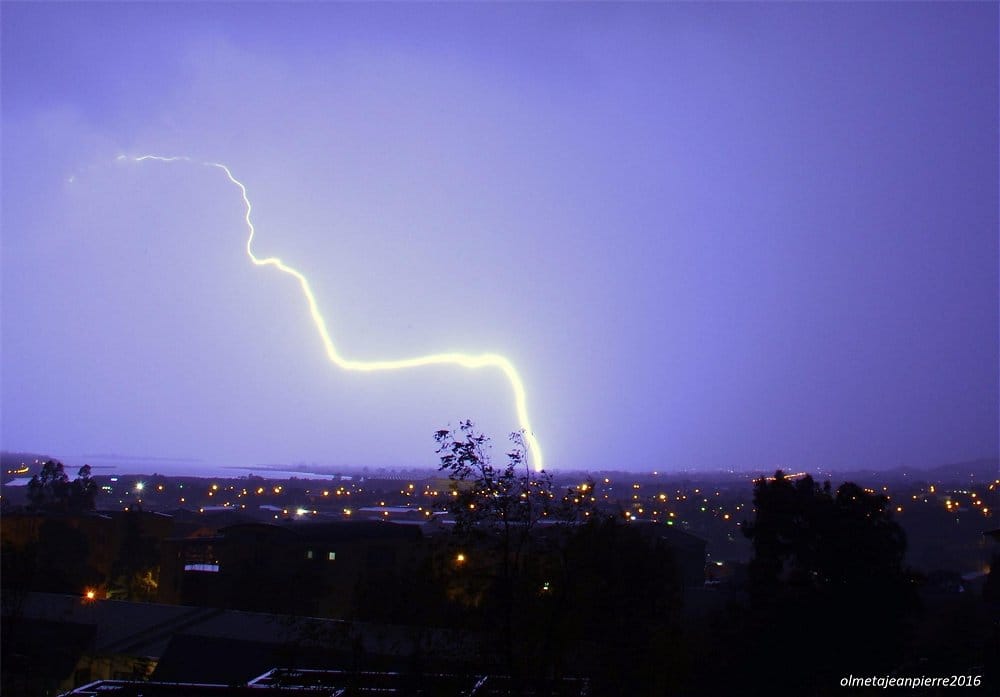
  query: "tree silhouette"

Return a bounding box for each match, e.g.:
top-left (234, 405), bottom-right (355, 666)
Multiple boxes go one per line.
top-left (736, 471), bottom-right (919, 693)
top-left (109, 510), bottom-right (160, 601)
top-left (434, 421), bottom-right (603, 686)
top-left (26, 460), bottom-right (96, 512)
top-left (69, 464), bottom-right (98, 511)
top-left (436, 421), bottom-right (588, 537)
top-left (26, 460), bottom-right (69, 511)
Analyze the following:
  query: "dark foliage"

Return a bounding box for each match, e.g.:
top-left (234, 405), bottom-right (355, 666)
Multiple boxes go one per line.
top-left (108, 510), bottom-right (161, 601)
top-left (985, 552), bottom-right (1000, 605)
top-left (26, 460), bottom-right (97, 513)
top-left (2, 520), bottom-right (101, 597)
top-left (731, 471), bottom-right (920, 694)
top-left (433, 422), bottom-right (680, 694)
top-left (552, 516), bottom-right (684, 696)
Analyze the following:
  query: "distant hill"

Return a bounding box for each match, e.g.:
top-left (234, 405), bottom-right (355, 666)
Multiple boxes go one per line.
top-left (925, 457), bottom-right (999, 481)
top-left (832, 457), bottom-right (999, 485)
top-left (1, 451), bottom-right (52, 472)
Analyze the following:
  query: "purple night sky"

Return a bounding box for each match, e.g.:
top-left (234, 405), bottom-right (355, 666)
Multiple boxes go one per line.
top-left (2, 2), bottom-right (997, 473)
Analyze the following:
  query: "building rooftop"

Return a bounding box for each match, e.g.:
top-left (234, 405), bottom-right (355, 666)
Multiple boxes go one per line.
top-left (64, 668), bottom-right (590, 696)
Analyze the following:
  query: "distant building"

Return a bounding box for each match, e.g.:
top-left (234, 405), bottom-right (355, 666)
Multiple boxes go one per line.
top-left (1, 510), bottom-right (173, 593)
top-left (159, 521), bottom-right (422, 617)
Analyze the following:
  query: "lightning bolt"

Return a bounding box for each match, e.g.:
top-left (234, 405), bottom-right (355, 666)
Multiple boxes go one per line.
top-left (119, 154), bottom-right (545, 470)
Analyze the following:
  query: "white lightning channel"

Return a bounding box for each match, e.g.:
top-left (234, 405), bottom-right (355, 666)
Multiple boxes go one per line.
top-left (121, 154), bottom-right (545, 470)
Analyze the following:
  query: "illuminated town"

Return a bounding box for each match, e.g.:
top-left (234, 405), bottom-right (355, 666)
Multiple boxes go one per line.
top-left (2, 451), bottom-right (997, 694)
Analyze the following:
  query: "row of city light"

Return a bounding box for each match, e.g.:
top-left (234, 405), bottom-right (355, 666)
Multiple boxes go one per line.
top-left (90, 473), bottom-right (998, 524)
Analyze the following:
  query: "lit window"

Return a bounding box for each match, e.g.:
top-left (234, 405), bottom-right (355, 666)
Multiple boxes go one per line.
top-left (328, 552), bottom-right (336, 561)
top-left (306, 550), bottom-right (314, 560)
